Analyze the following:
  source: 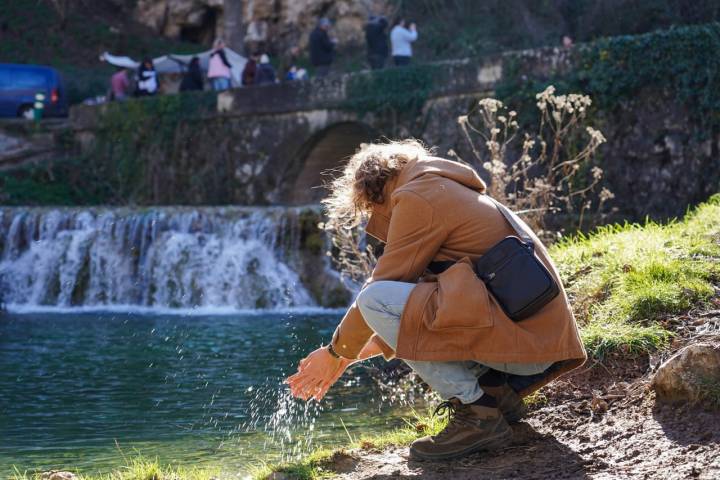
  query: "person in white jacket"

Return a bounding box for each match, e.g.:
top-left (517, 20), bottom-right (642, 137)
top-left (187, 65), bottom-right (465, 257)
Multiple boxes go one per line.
top-left (390, 18), bottom-right (418, 66)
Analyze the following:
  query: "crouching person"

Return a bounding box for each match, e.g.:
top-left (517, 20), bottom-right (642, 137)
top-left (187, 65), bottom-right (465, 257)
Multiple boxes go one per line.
top-left (287, 140), bottom-right (587, 461)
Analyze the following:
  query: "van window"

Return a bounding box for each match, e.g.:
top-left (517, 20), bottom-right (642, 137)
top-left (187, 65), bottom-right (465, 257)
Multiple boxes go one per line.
top-left (0, 68), bottom-right (49, 91)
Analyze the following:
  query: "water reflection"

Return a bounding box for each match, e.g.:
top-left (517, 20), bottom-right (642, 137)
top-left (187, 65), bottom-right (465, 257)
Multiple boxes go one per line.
top-left (0, 312), bottom-right (421, 475)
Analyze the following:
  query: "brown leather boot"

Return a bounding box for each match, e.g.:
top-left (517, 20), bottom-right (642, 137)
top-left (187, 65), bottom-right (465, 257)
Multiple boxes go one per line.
top-left (410, 398), bottom-right (512, 461)
top-left (481, 383), bottom-right (528, 423)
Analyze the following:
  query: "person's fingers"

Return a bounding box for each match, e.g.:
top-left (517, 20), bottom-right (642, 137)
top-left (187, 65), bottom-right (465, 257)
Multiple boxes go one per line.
top-left (310, 367), bottom-right (345, 401)
top-left (313, 382), bottom-right (332, 401)
top-left (291, 376), bottom-right (314, 393)
top-left (290, 379), bottom-right (316, 399)
top-left (298, 356), bottom-right (311, 370)
top-left (292, 374), bottom-right (324, 395)
top-left (287, 372), bottom-right (318, 397)
top-left (298, 379), bottom-right (324, 401)
top-left (286, 371), bottom-right (306, 385)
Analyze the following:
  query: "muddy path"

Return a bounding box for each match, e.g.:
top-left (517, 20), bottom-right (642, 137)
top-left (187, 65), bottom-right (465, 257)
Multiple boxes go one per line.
top-left (329, 343), bottom-right (720, 480)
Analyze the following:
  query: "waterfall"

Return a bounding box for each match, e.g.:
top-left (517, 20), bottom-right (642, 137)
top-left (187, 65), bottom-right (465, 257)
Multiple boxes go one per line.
top-left (0, 207), bottom-right (329, 312)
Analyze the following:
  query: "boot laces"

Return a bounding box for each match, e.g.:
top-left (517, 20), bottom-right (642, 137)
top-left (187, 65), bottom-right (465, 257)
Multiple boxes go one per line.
top-left (433, 400), bottom-right (476, 438)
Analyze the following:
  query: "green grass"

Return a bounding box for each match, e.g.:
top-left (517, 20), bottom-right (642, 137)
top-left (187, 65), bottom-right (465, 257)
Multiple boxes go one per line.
top-left (10, 456), bottom-right (219, 480)
top-left (551, 194), bottom-right (720, 357)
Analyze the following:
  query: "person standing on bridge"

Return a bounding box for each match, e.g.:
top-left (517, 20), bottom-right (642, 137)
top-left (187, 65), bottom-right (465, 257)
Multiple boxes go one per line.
top-left (208, 39), bottom-right (233, 91)
top-left (110, 67), bottom-right (129, 101)
top-left (286, 140), bottom-right (586, 461)
top-left (309, 17), bottom-right (336, 77)
top-left (365, 15), bottom-right (389, 70)
top-left (390, 18), bottom-right (418, 66)
top-left (179, 57), bottom-right (204, 92)
top-left (135, 58), bottom-right (157, 97)
top-left (254, 54), bottom-right (277, 85)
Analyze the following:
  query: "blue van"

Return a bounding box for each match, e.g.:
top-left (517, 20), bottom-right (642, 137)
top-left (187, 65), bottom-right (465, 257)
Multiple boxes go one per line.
top-left (0, 64), bottom-right (69, 119)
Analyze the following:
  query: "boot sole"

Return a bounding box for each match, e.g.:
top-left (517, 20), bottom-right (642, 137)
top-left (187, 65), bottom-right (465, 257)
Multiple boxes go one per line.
top-left (409, 427), bottom-right (512, 461)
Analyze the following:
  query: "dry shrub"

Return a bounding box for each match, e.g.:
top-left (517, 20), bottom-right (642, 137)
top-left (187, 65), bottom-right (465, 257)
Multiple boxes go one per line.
top-left (457, 85), bottom-right (613, 238)
top-left (322, 220), bottom-right (377, 288)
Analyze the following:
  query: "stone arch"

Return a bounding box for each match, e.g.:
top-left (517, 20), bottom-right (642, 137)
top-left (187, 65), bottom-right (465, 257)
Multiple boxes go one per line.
top-left (281, 122), bottom-right (378, 205)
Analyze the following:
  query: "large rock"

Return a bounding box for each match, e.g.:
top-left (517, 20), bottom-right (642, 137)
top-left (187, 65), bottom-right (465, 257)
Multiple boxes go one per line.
top-left (135, 0), bottom-right (224, 42)
top-left (652, 342), bottom-right (720, 408)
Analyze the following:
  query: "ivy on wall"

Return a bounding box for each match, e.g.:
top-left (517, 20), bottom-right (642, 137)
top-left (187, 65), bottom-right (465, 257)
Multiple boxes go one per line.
top-left (0, 92), bottom-right (216, 206)
top-left (497, 22), bottom-right (720, 129)
top-left (94, 91), bottom-right (216, 202)
top-left (343, 64), bottom-right (445, 115)
top-left (580, 23), bottom-right (720, 120)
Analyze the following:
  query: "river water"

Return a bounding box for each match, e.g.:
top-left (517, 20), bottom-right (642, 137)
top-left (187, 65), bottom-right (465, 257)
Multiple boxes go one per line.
top-left (0, 207), bottom-right (423, 476)
top-left (0, 311), bottom-right (421, 476)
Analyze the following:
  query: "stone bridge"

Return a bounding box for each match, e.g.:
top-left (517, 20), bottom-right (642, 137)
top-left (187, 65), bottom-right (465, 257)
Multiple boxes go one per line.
top-left (67, 47), bottom-right (572, 206)
top-left (212, 49), bottom-right (569, 204)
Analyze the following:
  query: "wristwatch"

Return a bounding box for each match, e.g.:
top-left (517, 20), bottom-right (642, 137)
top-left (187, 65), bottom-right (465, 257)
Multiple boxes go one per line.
top-left (326, 342), bottom-right (341, 359)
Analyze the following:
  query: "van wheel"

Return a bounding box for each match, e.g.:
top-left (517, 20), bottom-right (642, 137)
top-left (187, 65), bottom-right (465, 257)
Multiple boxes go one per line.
top-left (18, 105), bottom-right (34, 120)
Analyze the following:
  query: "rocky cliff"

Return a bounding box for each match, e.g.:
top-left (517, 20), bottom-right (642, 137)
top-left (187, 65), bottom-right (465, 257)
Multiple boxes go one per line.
top-left (134, 0), bottom-right (393, 53)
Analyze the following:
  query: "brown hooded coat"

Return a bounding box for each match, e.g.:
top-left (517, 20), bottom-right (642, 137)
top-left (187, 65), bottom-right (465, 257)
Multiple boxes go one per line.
top-left (330, 156), bottom-right (587, 394)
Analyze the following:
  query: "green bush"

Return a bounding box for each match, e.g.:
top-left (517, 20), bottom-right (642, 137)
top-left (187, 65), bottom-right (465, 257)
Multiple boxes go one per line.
top-left (344, 64), bottom-right (444, 115)
top-left (497, 22), bottom-right (720, 130)
top-left (0, 92), bottom-right (216, 206)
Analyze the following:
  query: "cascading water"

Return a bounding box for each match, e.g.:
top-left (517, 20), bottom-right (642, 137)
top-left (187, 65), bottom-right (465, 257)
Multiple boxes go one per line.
top-left (0, 206), bottom-right (329, 312)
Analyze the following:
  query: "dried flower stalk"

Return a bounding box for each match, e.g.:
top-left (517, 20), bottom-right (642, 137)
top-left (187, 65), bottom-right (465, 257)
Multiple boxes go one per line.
top-left (460, 86), bottom-right (612, 237)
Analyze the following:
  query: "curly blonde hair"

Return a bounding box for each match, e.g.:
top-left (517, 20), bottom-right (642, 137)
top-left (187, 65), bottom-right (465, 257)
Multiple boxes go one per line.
top-left (322, 139), bottom-right (434, 229)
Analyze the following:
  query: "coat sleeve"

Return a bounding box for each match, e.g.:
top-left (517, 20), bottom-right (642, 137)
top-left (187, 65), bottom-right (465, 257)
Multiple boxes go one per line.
top-left (330, 190), bottom-right (447, 359)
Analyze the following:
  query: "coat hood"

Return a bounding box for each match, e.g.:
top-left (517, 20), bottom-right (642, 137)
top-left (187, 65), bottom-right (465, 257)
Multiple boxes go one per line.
top-left (397, 156), bottom-right (487, 193)
top-left (366, 156), bottom-right (487, 241)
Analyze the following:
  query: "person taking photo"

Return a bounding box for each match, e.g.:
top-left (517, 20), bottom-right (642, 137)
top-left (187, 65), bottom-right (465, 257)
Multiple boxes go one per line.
top-left (390, 18), bottom-right (418, 66)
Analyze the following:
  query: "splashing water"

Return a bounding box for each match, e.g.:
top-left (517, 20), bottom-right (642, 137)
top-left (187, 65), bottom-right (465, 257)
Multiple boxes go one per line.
top-left (242, 385), bottom-right (325, 462)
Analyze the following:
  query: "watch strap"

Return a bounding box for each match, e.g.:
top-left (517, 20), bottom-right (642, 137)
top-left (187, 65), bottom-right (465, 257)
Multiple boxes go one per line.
top-left (326, 342), bottom-right (341, 359)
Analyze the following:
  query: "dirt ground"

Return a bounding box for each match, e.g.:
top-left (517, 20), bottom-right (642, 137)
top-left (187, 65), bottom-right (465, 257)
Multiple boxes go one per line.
top-left (330, 329), bottom-right (720, 480)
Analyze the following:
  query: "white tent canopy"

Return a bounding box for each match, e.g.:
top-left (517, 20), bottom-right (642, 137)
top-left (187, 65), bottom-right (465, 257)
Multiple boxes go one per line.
top-left (100, 48), bottom-right (247, 87)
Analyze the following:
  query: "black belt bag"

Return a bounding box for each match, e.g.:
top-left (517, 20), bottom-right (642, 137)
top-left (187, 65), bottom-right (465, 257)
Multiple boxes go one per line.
top-left (429, 196), bottom-right (559, 322)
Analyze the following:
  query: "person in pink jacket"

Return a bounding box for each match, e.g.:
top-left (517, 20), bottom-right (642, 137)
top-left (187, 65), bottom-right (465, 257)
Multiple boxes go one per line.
top-left (208, 39), bottom-right (233, 91)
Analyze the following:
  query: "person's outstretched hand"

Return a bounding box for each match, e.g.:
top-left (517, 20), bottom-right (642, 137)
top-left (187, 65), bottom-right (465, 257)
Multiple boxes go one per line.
top-left (286, 347), bottom-right (350, 401)
top-left (286, 339), bottom-right (385, 402)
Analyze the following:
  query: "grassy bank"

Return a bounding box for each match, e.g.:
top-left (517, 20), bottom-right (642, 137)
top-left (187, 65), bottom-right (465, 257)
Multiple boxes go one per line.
top-left (555, 194), bottom-right (720, 357)
top-left (249, 412), bottom-right (448, 480)
top-left (256, 195), bottom-right (720, 480)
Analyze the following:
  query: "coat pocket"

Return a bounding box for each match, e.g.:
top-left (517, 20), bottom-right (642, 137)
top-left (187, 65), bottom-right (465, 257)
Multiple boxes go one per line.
top-left (428, 258), bottom-right (494, 331)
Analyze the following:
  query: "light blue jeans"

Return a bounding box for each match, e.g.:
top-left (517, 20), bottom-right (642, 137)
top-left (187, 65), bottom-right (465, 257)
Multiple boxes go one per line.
top-left (356, 281), bottom-right (551, 404)
top-left (211, 77), bottom-right (231, 91)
